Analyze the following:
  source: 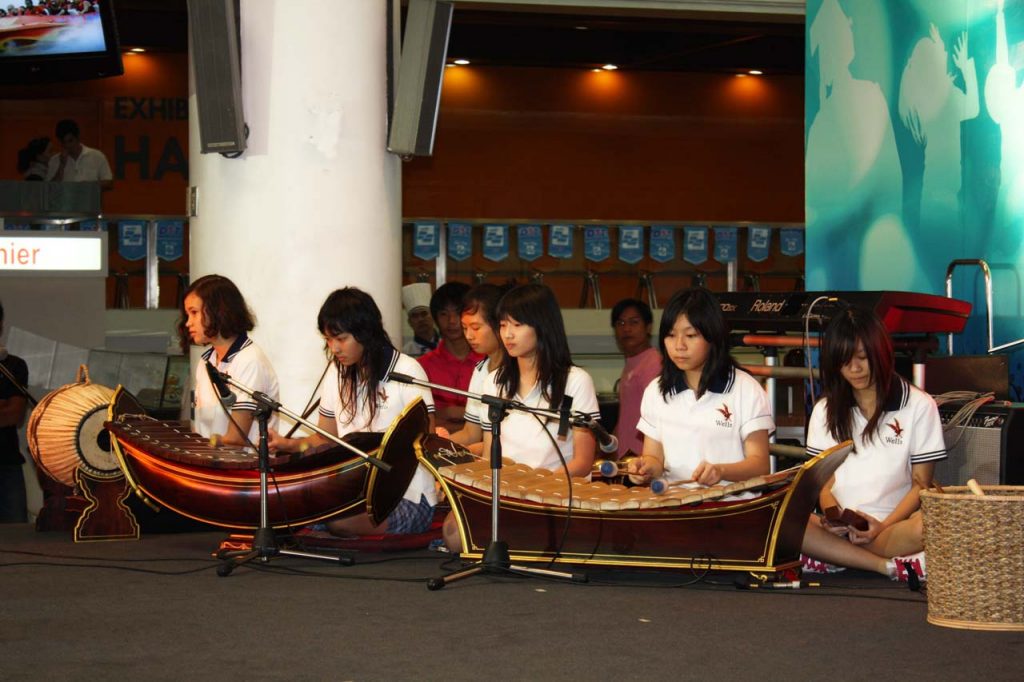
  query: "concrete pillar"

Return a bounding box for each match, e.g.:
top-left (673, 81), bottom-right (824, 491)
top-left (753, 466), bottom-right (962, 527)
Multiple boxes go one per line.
top-left (188, 0), bottom-right (401, 413)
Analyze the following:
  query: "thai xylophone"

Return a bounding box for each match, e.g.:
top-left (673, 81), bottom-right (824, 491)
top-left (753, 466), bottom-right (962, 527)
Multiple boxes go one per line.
top-left (418, 434), bottom-right (853, 577)
top-left (104, 387), bottom-right (427, 530)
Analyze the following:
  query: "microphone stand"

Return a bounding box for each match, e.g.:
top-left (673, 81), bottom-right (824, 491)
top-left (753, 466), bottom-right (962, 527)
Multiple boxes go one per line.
top-left (211, 369), bottom-right (390, 577)
top-left (388, 373), bottom-right (589, 589)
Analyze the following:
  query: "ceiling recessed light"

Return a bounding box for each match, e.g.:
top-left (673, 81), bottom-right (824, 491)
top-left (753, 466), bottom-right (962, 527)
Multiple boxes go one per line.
top-left (445, 63), bottom-right (456, 68)
top-left (454, 59), bottom-right (470, 65)
top-left (735, 73), bottom-right (748, 77)
top-left (748, 69), bottom-right (763, 75)
top-left (575, 26), bottom-right (588, 30)
top-left (591, 68), bottom-right (601, 72)
top-left (602, 64), bottom-right (618, 71)
top-left (130, 47), bottom-right (145, 53)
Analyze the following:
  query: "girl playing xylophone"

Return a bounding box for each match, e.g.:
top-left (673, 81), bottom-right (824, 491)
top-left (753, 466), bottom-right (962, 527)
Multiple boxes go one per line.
top-left (439, 283), bottom-right (506, 455)
top-left (798, 306), bottom-right (946, 579)
top-left (628, 287), bottom-right (774, 490)
top-left (269, 288), bottom-right (438, 537)
top-left (477, 283), bottom-right (600, 479)
top-left (180, 274), bottom-right (280, 448)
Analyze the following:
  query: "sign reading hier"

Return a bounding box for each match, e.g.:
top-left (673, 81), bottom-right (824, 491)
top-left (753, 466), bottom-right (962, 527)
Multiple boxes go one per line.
top-left (0, 233), bottom-right (107, 276)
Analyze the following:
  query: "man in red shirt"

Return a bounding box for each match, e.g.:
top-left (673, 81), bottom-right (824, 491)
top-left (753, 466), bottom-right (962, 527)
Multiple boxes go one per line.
top-left (418, 282), bottom-right (483, 434)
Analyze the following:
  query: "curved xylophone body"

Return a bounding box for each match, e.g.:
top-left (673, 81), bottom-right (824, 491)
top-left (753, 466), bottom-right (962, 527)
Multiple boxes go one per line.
top-left (418, 436), bottom-right (853, 575)
top-left (104, 387), bottom-right (427, 530)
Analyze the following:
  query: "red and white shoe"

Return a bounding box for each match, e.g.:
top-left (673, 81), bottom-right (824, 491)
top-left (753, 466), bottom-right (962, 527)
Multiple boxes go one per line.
top-left (800, 553), bottom-right (846, 574)
top-left (889, 551), bottom-right (926, 582)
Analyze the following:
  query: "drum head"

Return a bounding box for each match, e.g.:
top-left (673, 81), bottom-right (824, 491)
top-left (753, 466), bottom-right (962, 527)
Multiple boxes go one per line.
top-left (365, 398), bottom-right (430, 526)
top-left (77, 405), bottom-right (121, 479)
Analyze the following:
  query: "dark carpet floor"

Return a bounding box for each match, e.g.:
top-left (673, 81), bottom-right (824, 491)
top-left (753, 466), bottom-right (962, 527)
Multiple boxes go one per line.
top-left (1, 524), bottom-right (1022, 681)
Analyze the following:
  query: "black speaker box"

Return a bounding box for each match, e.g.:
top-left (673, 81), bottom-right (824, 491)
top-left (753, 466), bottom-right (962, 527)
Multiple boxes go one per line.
top-left (936, 403), bottom-right (1024, 485)
top-left (387, 0), bottom-right (453, 157)
top-left (188, 0), bottom-right (246, 154)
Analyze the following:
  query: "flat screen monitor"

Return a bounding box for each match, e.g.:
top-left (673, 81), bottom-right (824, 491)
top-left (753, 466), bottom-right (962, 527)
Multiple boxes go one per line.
top-left (0, 1), bottom-right (123, 84)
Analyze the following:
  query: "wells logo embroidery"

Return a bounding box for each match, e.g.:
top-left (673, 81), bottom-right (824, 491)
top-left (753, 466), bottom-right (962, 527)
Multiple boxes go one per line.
top-left (884, 418), bottom-right (904, 445)
top-left (716, 403), bottom-right (733, 427)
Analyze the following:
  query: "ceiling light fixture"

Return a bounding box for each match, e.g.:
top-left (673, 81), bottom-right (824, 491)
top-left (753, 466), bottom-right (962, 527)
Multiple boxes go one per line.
top-left (602, 64), bottom-right (618, 71)
top-left (454, 59), bottom-right (470, 65)
top-left (748, 69), bottom-right (763, 75)
top-left (130, 47), bottom-right (145, 53)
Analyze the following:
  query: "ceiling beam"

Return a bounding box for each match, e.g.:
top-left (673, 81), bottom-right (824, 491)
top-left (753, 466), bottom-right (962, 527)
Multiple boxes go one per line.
top-left (453, 0), bottom-right (804, 19)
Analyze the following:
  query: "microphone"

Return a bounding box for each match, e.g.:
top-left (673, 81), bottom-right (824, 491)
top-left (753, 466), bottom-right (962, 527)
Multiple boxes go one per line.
top-left (0, 344), bottom-right (7, 361)
top-left (557, 395), bottom-right (573, 438)
top-left (388, 372), bottom-right (416, 385)
top-left (205, 361), bottom-right (236, 408)
top-left (584, 418), bottom-right (618, 455)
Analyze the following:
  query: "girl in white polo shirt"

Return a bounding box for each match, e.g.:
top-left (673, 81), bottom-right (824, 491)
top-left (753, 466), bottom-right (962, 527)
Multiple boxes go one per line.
top-left (479, 284), bottom-right (599, 478)
top-left (799, 306), bottom-right (945, 578)
top-left (181, 274), bottom-right (280, 448)
top-left (442, 283), bottom-right (506, 454)
top-left (629, 287), bottom-right (774, 488)
top-left (269, 288), bottom-right (437, 537)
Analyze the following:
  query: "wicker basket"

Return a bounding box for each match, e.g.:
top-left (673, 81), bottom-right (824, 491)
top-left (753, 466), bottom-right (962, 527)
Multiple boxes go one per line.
top-left (921, 486), bottom-right (1024, 631)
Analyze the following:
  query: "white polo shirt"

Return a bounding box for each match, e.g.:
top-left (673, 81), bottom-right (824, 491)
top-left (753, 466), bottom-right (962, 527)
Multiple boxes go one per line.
top-left (806, 376), bottom-right (946, 520)
top-left (193, 334), bottom-right (279, 446)
top-left (319, 348), bottom-right (437, 506)
top-left (463, 358), bottom-right (497, 427)
top-left (479, 365), bottom-right (601, 472)
top-left (46, 144), bottom-right (113, 182)
top-left (637, 366), bottom-right (775, 484)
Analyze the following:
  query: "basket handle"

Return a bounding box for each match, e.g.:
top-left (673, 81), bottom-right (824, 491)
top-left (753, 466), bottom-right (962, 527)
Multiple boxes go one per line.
top-left (76, 364), bottom-right (90, 384)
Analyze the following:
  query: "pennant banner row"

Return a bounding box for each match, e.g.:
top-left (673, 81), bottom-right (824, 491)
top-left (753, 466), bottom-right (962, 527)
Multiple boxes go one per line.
top-left (412, 222), bottom-right (804, 264)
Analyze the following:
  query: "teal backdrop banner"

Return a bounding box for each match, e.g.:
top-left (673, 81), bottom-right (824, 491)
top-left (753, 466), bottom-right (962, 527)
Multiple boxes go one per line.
top-left (806, 0), bottom-right (1024, 397)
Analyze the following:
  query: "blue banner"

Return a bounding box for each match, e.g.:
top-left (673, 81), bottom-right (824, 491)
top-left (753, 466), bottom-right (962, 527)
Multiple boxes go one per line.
top-left (448, 222), bottom-right (472, 262)
top-left (780, 228), bottom-right (804, 257)
top-left (517, 224), bottom-right (543, 261)
top-left (683, 226), bottom-right (708, 265)
top-left (714, 227), bottom-right (738, 264)
top-left (618, 225), bottom-right (643, 264)
top-left (78, 220), bottom-right (105, 232)
top-left (747, 225), bottom-right (771, 263)
top-left (650, 225), bottom-right (675, 263)
top-left (584, 225), bottom-right (610, 262)
top-left (482, 223), bottom-right (509, 262)
top-left (3, 222), bottom-right (32, 231)
top-left (413, 221), bottom-right (439, 260)
top-left (118, 221), bottom-right (147, 261)
top-left (156, 220), bottom-right (185, 261)
top-left (548, 224), bottom-right (574, 259)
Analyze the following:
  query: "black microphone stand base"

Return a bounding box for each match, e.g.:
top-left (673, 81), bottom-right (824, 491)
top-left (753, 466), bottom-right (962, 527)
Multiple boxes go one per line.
top-left (214, 403), bottom-right (354, 577)
top-left (427, 540), bottom-right (587, 590)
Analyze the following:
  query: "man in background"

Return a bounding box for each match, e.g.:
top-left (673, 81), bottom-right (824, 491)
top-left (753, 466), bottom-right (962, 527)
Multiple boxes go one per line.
top-left (47, 119), bottom-right (113, 190)
top-left (402, 282), bottom-right (438, 358)
top-left (418, 282), bottom-right (483, 434)
top-left (0, 301), bottom-right (30, 523)
top-left (611, 298), bottom-right (661, 459)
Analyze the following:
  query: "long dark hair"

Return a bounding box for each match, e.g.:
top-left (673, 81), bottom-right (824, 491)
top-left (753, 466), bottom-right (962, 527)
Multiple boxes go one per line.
top-left (658, 287), bottom-right (735, 399)
top-left (820, 305), bottom-right (894, 444)
top-left (178, 274), bottom-right (255, 352)
top-left (318, 287), bottom-right (395, 427)
top-left (494, 283), bottom-right (572, 409)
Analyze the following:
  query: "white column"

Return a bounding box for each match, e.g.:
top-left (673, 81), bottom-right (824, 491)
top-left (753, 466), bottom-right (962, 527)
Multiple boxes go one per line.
top-left (188, 0), bottom-right (402, 413)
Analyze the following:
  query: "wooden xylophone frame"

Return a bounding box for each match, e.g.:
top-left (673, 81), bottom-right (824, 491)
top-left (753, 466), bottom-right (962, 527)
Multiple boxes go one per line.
top-left (419, 437), bottom-right (853, 576)
top-left (104, 386), bottom-right (411, 531)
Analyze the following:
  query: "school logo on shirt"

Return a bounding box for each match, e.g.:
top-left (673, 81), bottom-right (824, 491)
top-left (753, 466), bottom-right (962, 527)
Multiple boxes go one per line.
top-left (715, 403), bottom-right (733, 428)
top-left (884, 418), bottom-right (904, 445)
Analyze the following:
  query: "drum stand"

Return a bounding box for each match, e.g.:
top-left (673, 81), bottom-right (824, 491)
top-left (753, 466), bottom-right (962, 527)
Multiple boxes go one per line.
top-left (426, 395), bottom-right (587, 590)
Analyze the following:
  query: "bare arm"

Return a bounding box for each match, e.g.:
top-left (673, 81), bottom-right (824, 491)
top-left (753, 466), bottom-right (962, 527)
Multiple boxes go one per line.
top-left (0, 396), bottom-right (27, 428)
top-left (566, 425), bottom-right (595, 478)
top-left (268, 413), bottom-right (336, 452)
top-left (212, 409), bottom-right (256, 447)
top-left (692, 429), bottom-right (770, 486)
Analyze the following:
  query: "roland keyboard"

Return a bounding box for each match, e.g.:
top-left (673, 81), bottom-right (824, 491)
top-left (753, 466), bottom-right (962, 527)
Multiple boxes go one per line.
top-left (717, 291), bottom-right (972, 335)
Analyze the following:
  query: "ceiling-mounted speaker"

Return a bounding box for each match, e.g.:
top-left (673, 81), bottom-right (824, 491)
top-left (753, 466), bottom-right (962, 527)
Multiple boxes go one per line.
top-left (188, 0), bottom-right (246, 155)
top-left (388, 0), bottom-right (453, 157)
